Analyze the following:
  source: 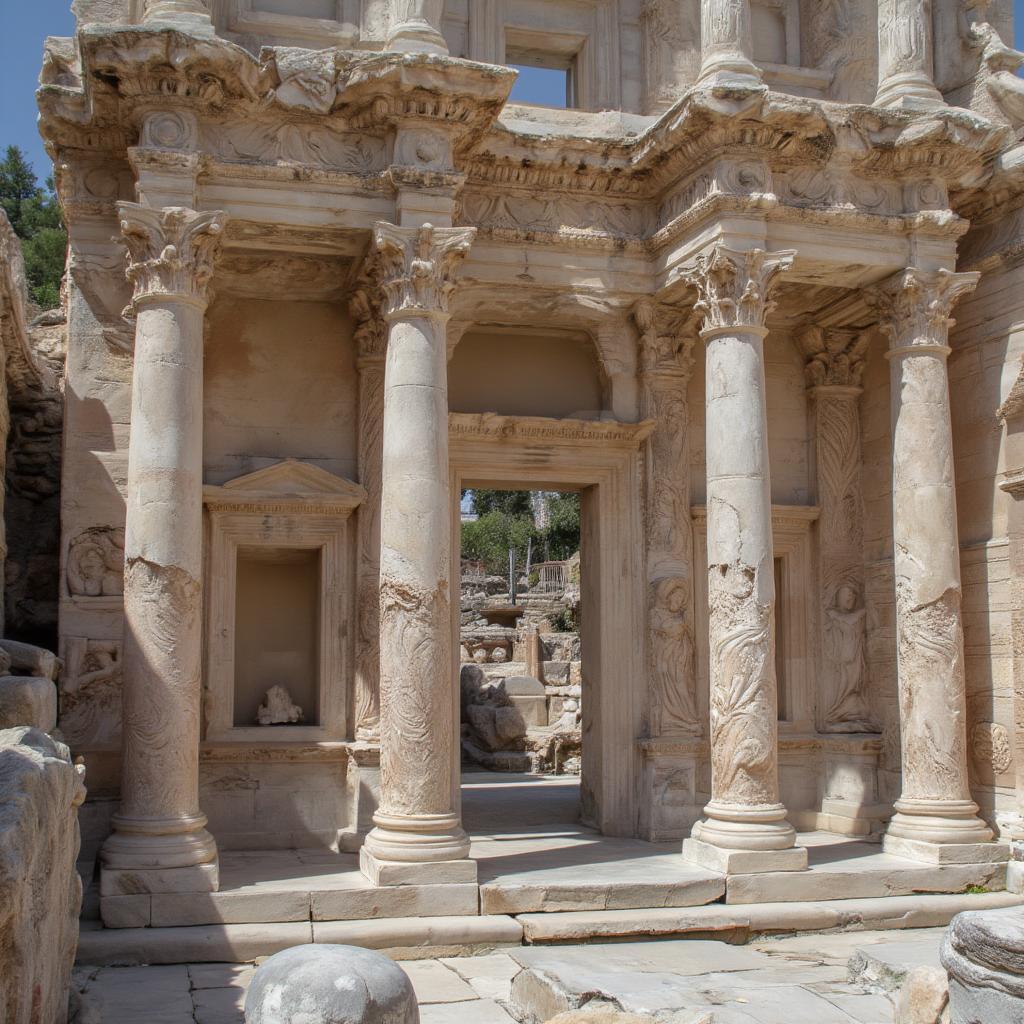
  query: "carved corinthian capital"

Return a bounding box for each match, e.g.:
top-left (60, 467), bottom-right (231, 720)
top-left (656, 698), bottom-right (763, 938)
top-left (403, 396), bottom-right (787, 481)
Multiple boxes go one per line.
top-left (872, 268), bottom-right (980, 352)
top-left (118, 203), bottom-right (228, 311)
top-left (798, 326), bottom-right (869, 389)
top-left (371, 222), bottom-right (475, 320)
top-left (684, 245), bottom-right (796, 332)
top-left (349, 284), bottom-right (387, 362)
top-left (633, 299), bottom-right (697, 379)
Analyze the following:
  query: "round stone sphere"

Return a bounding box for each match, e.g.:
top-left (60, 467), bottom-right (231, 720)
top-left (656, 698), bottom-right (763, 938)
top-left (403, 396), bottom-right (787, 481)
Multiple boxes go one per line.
top-left (244, 944), bottom-right (419, 1024)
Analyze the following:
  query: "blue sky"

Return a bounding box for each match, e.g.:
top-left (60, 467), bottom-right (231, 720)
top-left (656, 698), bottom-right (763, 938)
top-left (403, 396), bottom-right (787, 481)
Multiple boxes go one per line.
top-left (2, 1), bottom-right (1024, 185)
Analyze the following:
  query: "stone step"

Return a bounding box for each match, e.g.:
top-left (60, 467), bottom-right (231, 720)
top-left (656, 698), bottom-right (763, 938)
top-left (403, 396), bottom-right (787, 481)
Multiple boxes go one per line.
top-left (514, 891), bottom-right (1024, 944)
top-left (76, 914), bottom-right (524, 967)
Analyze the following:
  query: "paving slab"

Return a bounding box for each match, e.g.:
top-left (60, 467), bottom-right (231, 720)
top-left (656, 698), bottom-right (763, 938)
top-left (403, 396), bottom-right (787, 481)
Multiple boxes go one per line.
top-left (401, 960), bottom-right (480, 1003)
top-left (848, 932), bottom-right (945, 993)
top-left (83, 965), bottom-right (193, 1024)
top-left (191, 986), bottom-right (246, 1024)
top-left (187, 963), bottom-right (255, 990)
top-left (418, 998), bottom-right (518, 1023)
top-left (440, 952), bottom-right (523, 1001)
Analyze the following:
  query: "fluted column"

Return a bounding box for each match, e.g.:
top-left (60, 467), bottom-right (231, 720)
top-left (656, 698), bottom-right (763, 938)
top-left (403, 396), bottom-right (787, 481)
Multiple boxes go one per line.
top-left (100, 204), bottom-right (226, 895)
top-left (873, 268), bottom-right (1006, 863)
top-left (634, 300), bottom-right (700, 738)
top-left (361, 221), bottom-right (476, 885)
top-left (387, 0), bottom-right (448, 55)
top-left (351, 287), bottom-right (385, 742)
top-left (697, 0), bottom-right (763, 89)
top-left (682, 245), bottom-right (807, 874)
top-left (799, 326), bottom-right (876, 734)
top-left (875, 0), bottom-right (944, 109)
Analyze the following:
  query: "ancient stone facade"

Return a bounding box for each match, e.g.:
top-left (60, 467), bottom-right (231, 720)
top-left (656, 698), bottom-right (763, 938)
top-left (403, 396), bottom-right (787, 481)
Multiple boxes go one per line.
top-left (35, 0), bottom-right (1024, 913)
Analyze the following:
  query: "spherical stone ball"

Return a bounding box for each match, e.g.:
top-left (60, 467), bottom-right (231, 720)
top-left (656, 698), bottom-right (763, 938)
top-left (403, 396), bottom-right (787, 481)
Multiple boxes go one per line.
top-left (244, 944), bottom-right (419, 1024)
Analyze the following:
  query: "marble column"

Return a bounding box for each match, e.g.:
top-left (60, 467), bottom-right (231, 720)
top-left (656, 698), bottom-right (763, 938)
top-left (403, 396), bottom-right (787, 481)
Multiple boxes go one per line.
top-left (634, 300), bottom-right (700, 738)
top-left (361, 221), bottom-right (476, 886)
top-left (142, 0), bottom-right (213, 30)
top-left (351, 287), bottom-right (385, 743)
top-left (697, 0), bottom-right (763, 89)
top-left (100, 204), bottom-right (226, 895)
top-left (387, 0), bottom-right (449, 55)
top-left (682, 244), bottom-right (807, 874)
top-left (875, 0), bottom-right (945, 109)
top-left (875, 267), bottom-right (1005, 863)
top-left (798, 326), bottom-right (876, 735)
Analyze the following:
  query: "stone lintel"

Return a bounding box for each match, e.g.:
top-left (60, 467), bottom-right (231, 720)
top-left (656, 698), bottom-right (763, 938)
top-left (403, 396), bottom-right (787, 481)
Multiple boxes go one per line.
top-left (359, 847), bottom-right (478, 886)
top-left (883, 835), bottom-right (1011, 866)
top-left (682, 837), bottom-right (809, 875)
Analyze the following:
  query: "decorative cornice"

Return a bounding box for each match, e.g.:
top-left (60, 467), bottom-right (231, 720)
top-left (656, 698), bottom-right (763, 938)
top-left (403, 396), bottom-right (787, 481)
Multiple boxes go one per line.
top-left (691, 504), bottom-right (820, 531)
top-left (371, 222), bottom-right (475, 319)
top-left (871, 268), bottom-right (980, 353)
top-left (797, 326), bottom-right (869, 390)
top-left (118, 202), bottom-right (228, 309)
top-left (449, 412), bottom-right (656, 449)
top-left (684, 245), bottom-right (795, 332)
top-left (202, 458), bottom-right (366, 514)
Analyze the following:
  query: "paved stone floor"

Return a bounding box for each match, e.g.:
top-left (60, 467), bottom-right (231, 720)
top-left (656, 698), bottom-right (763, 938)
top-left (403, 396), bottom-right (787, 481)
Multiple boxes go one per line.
top-left (74, 926), bottom-right (947, 1023)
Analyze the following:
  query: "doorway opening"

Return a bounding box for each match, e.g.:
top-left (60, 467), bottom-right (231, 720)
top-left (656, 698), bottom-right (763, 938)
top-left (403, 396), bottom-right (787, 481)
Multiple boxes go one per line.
top-left (457, 487), bottom-right (584, 836)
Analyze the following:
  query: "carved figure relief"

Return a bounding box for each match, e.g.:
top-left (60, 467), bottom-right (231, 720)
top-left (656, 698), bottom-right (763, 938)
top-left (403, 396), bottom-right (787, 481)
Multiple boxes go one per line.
top-left (650, 577), bottom-right (699, 734)
top-left (59, 637), bottom-right (123, 746)
top-left (205, 121), bottom-right (385, 172)
top-left (268, 47), bottom-right (338, 113)
top-left (823, 585), bottom-right (875, 732)
top-left (67, 527), bottom-right (125, 597)
top-left (972, 721), bottom-right (1012, 775)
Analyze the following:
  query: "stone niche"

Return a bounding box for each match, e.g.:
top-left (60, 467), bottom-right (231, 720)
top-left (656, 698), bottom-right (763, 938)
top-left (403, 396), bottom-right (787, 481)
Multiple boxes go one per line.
top-left (203, 459), bottom-right (365, 743)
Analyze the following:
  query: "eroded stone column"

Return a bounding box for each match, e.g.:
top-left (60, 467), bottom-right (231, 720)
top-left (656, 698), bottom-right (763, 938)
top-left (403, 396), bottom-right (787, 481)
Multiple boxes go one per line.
top-left (799, 326), bottom-right (876, 735)
top-left (697, 0), bottom-right (763, 88)
top-left (875, 0), bottom-right (945, 109)
top-left (682, 245), bottom-right (807, 874)
top-left (387, 0), bottom-right (448, 55)
top-left (142, 0), bottom-right (213, 30)
top-left (634, 300), bottom-right (700, 738)
top-left (361, 221), bottom-right (475, 885)
top-left (875, 268), bottom-right (1005, 863)
top-left (100, 204), bottom-right (226, 895)
top-left (351, 287), bottom-right (386, 742)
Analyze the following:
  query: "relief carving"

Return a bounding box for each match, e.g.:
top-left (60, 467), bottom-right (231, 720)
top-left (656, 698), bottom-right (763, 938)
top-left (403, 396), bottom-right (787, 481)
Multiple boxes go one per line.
top-left (59, 637), bottom-right (123, 747)
top-left (823, 584), bottom-right (875, 732)
top-left (266, 47), bottom-right (338, 114)
top-left (206, 120), bottom-right (385, 171)
top-left (972, 721), bottom-right (1013, 775)
top-left (800, 326), bottom-right (868, 388)
top-left (67, 527), bottom-right (125, 597)
top-left (686, 245), bottom-right (795, 330)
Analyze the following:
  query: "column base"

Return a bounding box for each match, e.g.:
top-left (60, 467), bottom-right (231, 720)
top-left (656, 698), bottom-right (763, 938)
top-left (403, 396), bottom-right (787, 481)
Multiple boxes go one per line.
top-left (361, 810), bottom-right (475, 885)
top-left (386, 20), bottom-right (448, 55)
top-left (691, 801), bottom-right (800, 851)
top-left (696, 54), bottom-right (764, 92)
top-left (100, 860), bottom-right (219, 897)
top-left (874, 73), bottom-right (945, 111)
top-left (883, 834), bottom-right (1009, 866)
top-left (885, 798), bottom-right (995, 846)
top-left (683, 837), bottom-right (807, 875)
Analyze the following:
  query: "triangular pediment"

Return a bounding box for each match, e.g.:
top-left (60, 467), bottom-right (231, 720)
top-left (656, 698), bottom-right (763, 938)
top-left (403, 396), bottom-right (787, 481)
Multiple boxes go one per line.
top-left (204, 459), bottom-right (366, 511)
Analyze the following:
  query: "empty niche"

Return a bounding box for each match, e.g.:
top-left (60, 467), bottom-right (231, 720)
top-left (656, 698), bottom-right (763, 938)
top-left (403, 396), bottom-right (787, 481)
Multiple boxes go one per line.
top-left (233, 546), bottom-right (321, 728)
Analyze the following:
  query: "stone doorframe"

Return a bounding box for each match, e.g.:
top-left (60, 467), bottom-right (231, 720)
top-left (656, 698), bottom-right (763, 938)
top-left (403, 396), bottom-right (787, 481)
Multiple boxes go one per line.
top-left (448, 412), bottom-right (654, 838)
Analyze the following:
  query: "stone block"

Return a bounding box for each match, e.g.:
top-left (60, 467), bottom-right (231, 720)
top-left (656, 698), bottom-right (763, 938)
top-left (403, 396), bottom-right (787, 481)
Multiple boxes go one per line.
top-left (682, 837), bottom-right (808, 874)
top-left (360, 846), bottom-right (478, 885)
top-left (0, 675), bottom-right (57, 731)
top-left (509, 694), bottom-right (548, 728)
top-left (893, 966), bottom-right (949, 1024)
top-left (150, 889), bottom-right (310, 926)
top-left (100, 860), bottom-right (219, 896)
top-left (100, 893), bottom-right (152, 929)
top-left (0, 640), bottom-right (59, 681)
top-left (312, 882), bottom-right (479, 921)
top-left (883, 834), bottom-right (1010, 865)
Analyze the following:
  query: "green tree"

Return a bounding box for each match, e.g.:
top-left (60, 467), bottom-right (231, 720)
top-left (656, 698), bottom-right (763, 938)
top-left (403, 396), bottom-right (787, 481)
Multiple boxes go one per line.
top-left (470, 489), bottom-right (533, 518)
top-left (544, 492), bottom-right (581, 562)
top-left (0, 146), bottom-right (66, 309)
top-left (461, 510), bottom-right (536, 576)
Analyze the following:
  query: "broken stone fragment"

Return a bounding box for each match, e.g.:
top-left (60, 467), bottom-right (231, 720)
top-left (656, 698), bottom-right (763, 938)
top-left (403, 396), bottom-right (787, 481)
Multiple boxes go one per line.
top-left (256, 684), bottom-right (303, 726)
top-left (0, 675), bottom-right (57, 731)
top-left (0, 639), bottom-right (59, 681)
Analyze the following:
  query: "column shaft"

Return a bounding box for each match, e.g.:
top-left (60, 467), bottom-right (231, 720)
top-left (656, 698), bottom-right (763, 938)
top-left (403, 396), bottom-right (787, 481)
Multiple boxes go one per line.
top-left (698, 0), bottom-right (762, 87)
top-left (101, 204), bottom-right (226, 893)
top-left (387, 0), bottom-right (448, 55)
top-left (877, 268), bottom-right (999, 859)
top-left (361, 222), bottom-right (475, 884)
top-left (682, 245), bottom-right (806, 873)
top-left (875, 0), bottom-right (944, 109)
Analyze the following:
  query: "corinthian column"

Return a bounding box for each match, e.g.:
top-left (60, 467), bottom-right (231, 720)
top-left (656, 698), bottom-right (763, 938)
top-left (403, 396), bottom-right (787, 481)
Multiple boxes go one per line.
top-left (874, 268), bottom-right (1006, 864)
top-left (682, 245), bottom-right (807, 874)
top-left (798, 326), bottom-right (876, 735)
top-left (697, 0), bottom-right (763, 89)
top-left (100, 204), bottom-right (226, 898)
top-left (875, 0), bottom-right (944, 109)
top-left (361, 222), bottom-right (476, 886)
top-left (634, 300), bottom-right (700, 738)
top-left (351, 287), bottom-right (385, 742)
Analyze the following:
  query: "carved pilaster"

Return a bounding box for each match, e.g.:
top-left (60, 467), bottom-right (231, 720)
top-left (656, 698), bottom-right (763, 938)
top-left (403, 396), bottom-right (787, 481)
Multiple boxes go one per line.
top-left (875, 0), bottom-right (944, 109)
top-left (682, 245), bottom-right (803, 868)
top-left (634, 299), bottom-right (700, 738)
top-left (872, 268), bottom-right (1001, 858)
top-left (351, 285), bottom-right (386, 742)
top-left (118, 204), bottom-right (227, 310)
top-left (362, 221), bottom-right (476, 882)
top-left (799, 326), bottom-right (875, 734)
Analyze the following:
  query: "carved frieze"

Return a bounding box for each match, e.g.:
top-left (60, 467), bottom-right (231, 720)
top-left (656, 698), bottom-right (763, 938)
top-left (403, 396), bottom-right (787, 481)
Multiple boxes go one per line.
top-left (67, 527), bottom-right (125, 598)
top-left (201, 120), bottom-right (386, 172)
top-left (59, 637), bottom-right (123, 747)
top-left (460, 191), bottom-right (644, 240)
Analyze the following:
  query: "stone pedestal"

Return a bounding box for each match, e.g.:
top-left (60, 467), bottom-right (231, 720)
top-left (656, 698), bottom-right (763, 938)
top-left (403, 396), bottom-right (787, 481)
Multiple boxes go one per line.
top-left (100, 204), bottom-right (226, 896)
top-left (875, 0), bottom-right (945, 110)
top-left (682, 245), bottom-right (806, 874)
top-left (875, 268), bottom-right (1006, 865)
top-left (942, 906), bottom-right (1024, 1023)
top-left (361, 222), bottom-right (477, 886)
top-left (697, 0), bottom-right (763, 89)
